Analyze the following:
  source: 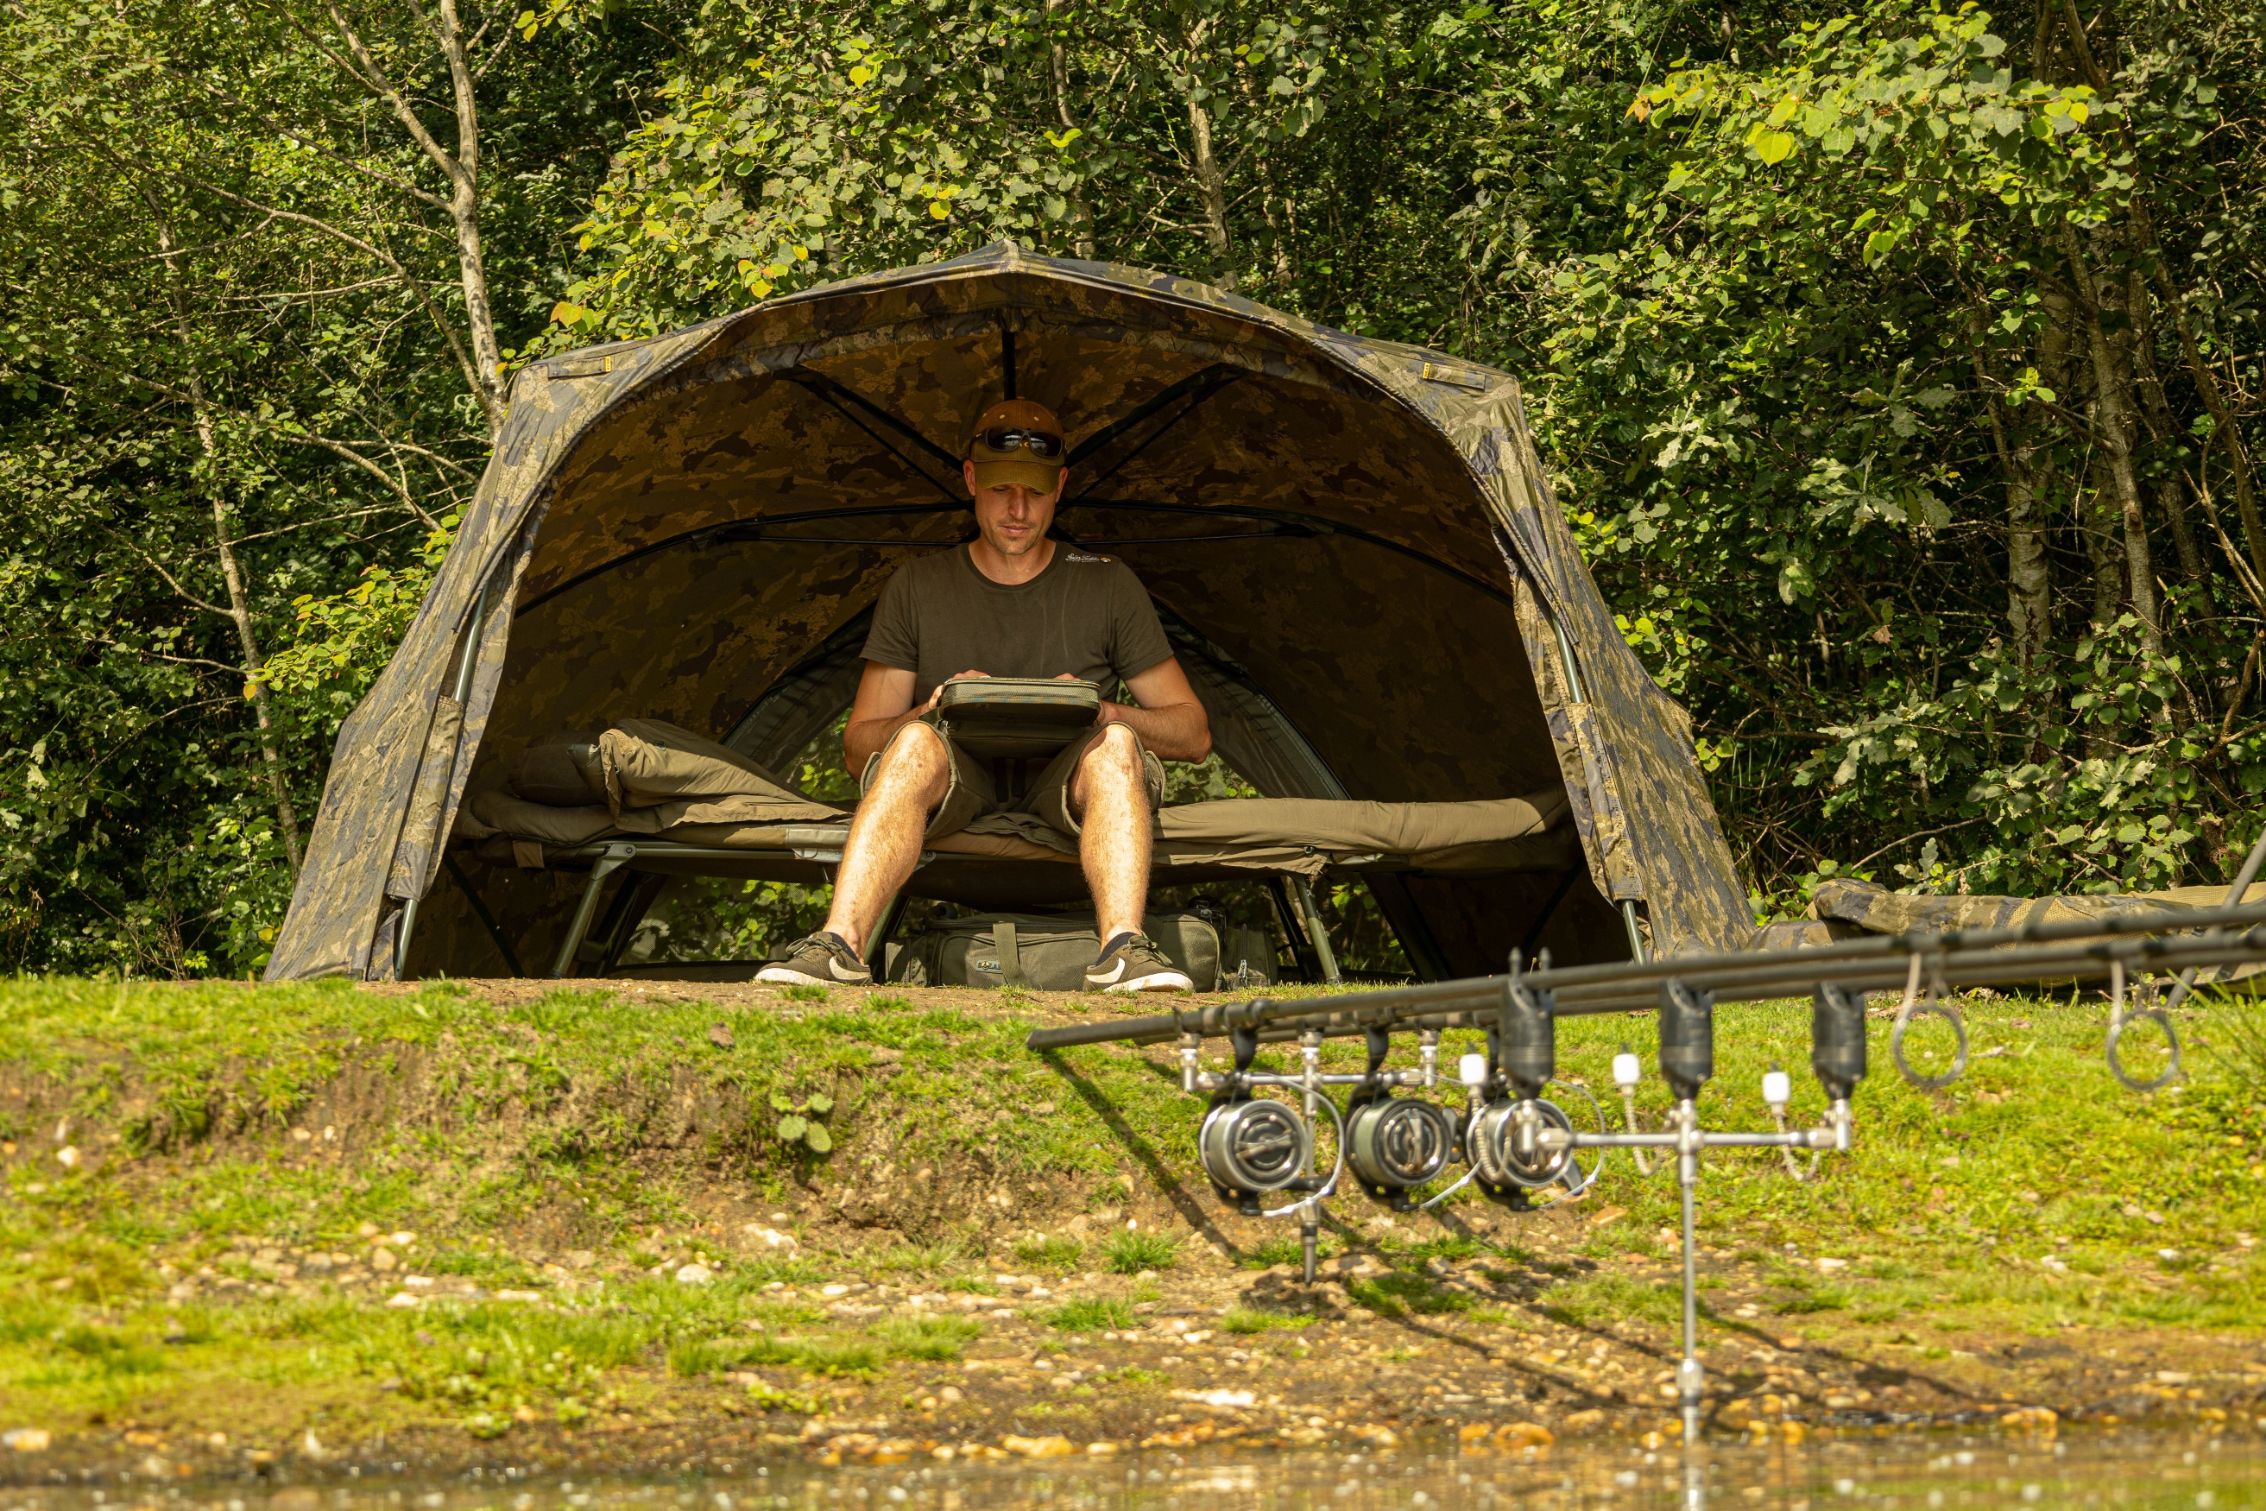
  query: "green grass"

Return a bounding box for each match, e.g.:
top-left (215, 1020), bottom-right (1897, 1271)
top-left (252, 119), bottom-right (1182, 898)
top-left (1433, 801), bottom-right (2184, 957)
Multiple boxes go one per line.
top-left (1043, 1298), bottom-right (1136, 1332)
top-left (871, 1240), bottom-right (977, 1278)
top-left (1102, 1228), bottom-right (1179, 1273)
top-left (0, 974), bottom-right (1220, 1437)
top-left (1539, 1272), bottom-right (1686, 1330)
top-left (669, 1332), bottom-right (881, 1378)
top-left (1012, 1234), bottom-right (1086, 1272)
top-left (1, 976), bottom-right (2263, 1448)
top-left (871, 1314), bottom-right (983, 1361)
top-left (1346, 1270), bottom-right (1474, 1318)
top-left (1219, 1306), bottom-right (1317, 1334)
top-left (1239, 1234), bottom-right (1338, 1269)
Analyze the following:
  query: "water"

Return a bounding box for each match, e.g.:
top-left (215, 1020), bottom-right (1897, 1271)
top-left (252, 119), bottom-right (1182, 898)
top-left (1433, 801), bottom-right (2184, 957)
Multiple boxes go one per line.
top-left (4, 1430), bottom-right (2261, 1509)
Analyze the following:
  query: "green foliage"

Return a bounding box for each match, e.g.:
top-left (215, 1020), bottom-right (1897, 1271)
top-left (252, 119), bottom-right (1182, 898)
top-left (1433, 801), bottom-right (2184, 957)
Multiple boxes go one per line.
top-left (0, 0), bottom-right (685, 974)
top-left (258, 518), bottom-right (461, 705)
top-left (6, 0), bottom-right (2266, 972)
top-left (769, 1088), bottom-right (837, 1156)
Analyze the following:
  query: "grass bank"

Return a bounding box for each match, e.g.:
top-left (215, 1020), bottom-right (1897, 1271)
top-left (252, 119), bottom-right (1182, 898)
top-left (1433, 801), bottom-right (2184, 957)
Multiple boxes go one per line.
top-left (1, 976), bottom-right (2262, 1481)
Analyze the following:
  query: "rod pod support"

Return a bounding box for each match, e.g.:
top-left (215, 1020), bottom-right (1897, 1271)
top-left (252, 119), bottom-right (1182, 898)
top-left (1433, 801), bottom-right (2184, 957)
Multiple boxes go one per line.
top-left (1655, 977), bottom-right (1714, 1442)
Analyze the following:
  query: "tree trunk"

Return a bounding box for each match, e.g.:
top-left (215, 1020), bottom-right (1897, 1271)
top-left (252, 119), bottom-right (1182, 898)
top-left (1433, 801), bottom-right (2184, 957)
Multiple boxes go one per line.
top-left (434, 0), bottom-right (503, 434)
top-left (1044, 0), bottom-right (1097, 259)
top-left (2062, 224), bottom-right (2162, 652)
top-left (1233, 68), bottom-right (1296, 290)
top-left (2125, 276), bottom-right (2207, 584)
top-left (153, 218), bottom-right (304, 873)
top-left (1180, 20), bottom-right (1233, 273)
top-left (1966, 308), bottom-right (2052, 670)
top-left (324, 0), bottom-right (501, 432)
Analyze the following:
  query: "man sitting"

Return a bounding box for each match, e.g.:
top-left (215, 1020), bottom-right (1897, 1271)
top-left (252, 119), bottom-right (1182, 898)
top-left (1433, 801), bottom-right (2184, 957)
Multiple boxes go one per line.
top-left (757, 398), bottom-right (1213, 993)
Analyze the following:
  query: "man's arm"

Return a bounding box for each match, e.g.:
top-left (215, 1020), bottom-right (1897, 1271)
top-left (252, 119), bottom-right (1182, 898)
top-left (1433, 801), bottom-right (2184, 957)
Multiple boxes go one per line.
top-left (1102, 657), bottom-right (1211, 763)
top-left (844, 663), bottom-right (991, 770)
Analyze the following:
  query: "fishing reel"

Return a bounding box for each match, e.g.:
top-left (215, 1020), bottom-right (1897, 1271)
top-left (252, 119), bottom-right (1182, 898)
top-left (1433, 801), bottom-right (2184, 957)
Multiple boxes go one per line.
top-left (1468, 1093), bottom-right (1587, 1192)
top-left (1343, 1025), bottom-right (1455, 1205)
top-left (1346, 1096), bottom-right (1458, 1197)
top-left (1197, 1095), bottom-right (1312, 1206)
top-left (1457, 979), bottom-right (1596, 1202)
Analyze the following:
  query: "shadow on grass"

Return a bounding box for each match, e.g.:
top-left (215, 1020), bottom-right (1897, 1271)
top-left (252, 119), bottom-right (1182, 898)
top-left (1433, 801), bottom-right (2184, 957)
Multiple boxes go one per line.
top-left (1034, 1048), bottom-right (1248, 1264)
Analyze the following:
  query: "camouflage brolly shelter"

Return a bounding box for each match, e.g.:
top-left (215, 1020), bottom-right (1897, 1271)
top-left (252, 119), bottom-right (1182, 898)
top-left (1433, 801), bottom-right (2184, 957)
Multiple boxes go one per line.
top-left (266, 244), bottom-right (1753, 982)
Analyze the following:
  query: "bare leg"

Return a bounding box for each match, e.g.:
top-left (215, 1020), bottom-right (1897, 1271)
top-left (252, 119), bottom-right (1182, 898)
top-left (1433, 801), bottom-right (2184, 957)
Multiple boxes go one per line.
top-left (1069, 725), bottom-right (1152, 941)
top-left (823, 723), bottom-right (949, 955)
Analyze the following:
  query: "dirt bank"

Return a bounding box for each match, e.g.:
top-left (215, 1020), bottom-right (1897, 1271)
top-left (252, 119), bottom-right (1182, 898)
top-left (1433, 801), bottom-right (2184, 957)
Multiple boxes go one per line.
top-left (2, 977), bottom-right (2262, 1485)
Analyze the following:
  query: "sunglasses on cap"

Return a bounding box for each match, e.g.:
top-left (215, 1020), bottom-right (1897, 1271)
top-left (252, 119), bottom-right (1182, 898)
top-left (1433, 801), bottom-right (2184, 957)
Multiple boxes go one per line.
top-left (974, 426), bottom-right (1065, 460)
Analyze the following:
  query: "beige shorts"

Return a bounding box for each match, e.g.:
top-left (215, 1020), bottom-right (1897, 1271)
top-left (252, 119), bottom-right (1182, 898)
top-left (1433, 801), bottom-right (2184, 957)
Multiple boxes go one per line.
top-left (860, 717), bottom-right (1165, 841)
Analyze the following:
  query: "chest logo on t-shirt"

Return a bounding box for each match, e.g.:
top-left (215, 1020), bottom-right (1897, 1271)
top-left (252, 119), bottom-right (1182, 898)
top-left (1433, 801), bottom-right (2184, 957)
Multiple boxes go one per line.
top-left (1062, 552), bottom-right (1114, 564)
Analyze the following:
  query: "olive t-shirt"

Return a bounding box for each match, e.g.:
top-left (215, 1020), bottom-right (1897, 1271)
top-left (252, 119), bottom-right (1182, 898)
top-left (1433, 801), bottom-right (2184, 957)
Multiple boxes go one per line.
top-left (861, 545), bottom-right (1175, 701)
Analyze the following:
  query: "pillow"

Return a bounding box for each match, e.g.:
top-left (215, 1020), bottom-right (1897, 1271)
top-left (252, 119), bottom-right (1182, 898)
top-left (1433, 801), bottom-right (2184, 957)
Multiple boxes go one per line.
top-left (507, 732), bottom-right (605, 806)
top-left (598, 717), bottom-right (817, 815)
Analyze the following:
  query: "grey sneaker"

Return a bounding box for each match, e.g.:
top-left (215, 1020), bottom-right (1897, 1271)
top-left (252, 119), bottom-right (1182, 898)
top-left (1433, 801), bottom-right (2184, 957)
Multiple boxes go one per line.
top-left (1085, 931), bottom-right (1194, 994)
top-left (756, 932), bottom-right (871, 988)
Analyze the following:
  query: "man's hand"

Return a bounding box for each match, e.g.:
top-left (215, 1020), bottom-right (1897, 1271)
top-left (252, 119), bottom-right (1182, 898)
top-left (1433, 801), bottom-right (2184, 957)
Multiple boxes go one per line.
top-left (920, 669), bottom-right (990, 717)
top-left (1092, 657), bottom-right (1211, 762)
top-left (848, 663), bottom-right (973, 770)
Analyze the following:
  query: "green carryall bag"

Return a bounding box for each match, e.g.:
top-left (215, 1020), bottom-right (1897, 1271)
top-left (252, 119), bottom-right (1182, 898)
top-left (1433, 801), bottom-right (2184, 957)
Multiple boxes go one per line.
top-left (892, 911), bottom-right (1222, 990)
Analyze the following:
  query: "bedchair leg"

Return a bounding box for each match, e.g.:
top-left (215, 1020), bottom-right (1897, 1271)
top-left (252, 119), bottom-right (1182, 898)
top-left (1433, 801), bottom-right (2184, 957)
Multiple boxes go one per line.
top-left (1620, 898), bottom-right (1649, 964)
top-left (594, 874), bottom-right (671, 974)
top-left (868, 894), bottom-right (909, 973)
top-left (444, 852), bottom-right (525, 976)
top-left (551, 847), bottom-right (631, 979)
top-left (1287, 876), bottom-right (1343, 985)
top-left (1519, 868), bottom-right (1582, 959)
top-left (1266, 877), bottom-right (1322, 983)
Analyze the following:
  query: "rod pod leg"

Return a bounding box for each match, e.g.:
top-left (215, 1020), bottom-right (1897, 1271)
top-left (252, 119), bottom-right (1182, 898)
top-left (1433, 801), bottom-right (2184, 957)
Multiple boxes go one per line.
top-left (1677, 1125), bottom-right (1703, 1443)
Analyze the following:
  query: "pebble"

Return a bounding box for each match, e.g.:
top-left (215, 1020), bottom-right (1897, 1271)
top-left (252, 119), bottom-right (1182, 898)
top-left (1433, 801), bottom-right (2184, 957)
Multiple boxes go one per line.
top-left (1175, 1388), bottom-right (1255, 1408)
top-left (676, 1263), bottom-right (716, 1286)
top-left (370, 1248), bottom-right (398, 1273)
top-left (55, 1147), bottom-right (79, 1170)
top-left (4, 1429), bottom-right (52, 1453)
